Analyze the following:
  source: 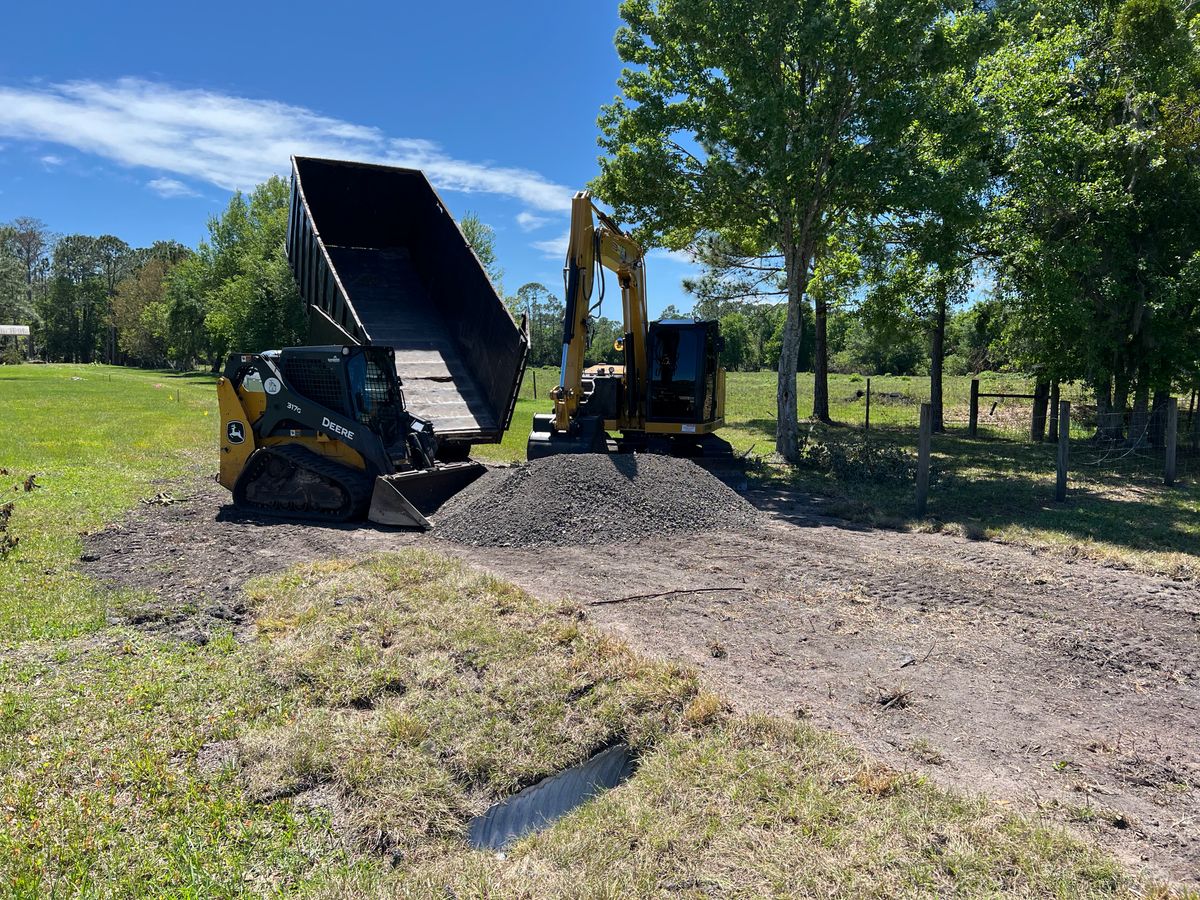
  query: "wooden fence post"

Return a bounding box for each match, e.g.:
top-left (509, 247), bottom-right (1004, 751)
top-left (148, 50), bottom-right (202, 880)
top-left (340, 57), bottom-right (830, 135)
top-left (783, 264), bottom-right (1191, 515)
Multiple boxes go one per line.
top-left (865, 377), bottom-right (871, 433)
top-left (1048, 381), bottom-right (1060, 441)
top-left (968, 378), bottom-right (979, 437)
top-left (1190, 389), bottom-right (1198, 451)
top-left (1055, 400), bottom-right (1070, 502)
top-left (1164, 397), bottom-right (1178, 486)
top-left (916, 402), bottom-right (932, 517)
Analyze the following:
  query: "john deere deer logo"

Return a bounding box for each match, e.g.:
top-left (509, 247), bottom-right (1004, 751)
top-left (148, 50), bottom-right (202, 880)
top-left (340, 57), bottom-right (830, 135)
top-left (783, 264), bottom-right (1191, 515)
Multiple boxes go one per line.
top-left (227, 421), bottom-right (246, 444)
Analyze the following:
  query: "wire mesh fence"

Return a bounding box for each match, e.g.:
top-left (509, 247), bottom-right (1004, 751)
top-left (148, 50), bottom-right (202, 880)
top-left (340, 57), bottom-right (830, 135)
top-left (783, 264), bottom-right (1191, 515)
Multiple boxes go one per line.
top-left (1066, 396), bottom-right (1197, 485)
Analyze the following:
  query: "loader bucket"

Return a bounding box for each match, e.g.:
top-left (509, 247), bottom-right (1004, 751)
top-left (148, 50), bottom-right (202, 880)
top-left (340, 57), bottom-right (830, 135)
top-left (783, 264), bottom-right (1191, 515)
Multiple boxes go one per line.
top-left (366, 462), bottom-right (485, 528)
top-left (367, 477), bottom-right (431, 529)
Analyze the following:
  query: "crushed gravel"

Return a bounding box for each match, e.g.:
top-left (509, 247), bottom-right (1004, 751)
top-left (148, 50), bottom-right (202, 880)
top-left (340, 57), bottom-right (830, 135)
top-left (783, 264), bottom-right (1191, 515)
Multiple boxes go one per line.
top-left (432, 453), bottom-right (760, 547)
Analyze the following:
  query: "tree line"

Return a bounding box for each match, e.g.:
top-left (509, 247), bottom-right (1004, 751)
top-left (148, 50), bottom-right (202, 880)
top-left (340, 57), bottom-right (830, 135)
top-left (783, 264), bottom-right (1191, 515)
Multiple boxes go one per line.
top-left (593, 0), bottom-right (1200, 457)
top-left (511, 276), bottom-right (1012, 378)
top-left (0, 177), bottom-right (305, 371)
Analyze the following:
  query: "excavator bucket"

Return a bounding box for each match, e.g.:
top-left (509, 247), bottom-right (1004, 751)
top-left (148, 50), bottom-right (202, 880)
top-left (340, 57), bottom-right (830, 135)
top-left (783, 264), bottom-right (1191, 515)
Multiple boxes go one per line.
top-left (366, 462), bottom-right (485, 528)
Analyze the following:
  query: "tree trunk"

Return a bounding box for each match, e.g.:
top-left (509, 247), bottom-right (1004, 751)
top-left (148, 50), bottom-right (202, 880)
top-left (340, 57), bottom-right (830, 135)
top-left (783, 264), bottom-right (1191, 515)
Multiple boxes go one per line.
top-left (1108, 366), bottom-right (1131, 442)
top-left (1191, 390), bottom-right (1200, 450)
top-left (812, 293), bottom-right (830, 423)
top-left (776, 241), bottom-right (810, 462)
top-left (1150, 388), bottom-right (1170, 447)
top-left (930, 284), bottom-right (947, 432)
top-left (1031, 379), bottom-right (1050, 442)
top-left (1128, 378), bottom-right (1150, 447)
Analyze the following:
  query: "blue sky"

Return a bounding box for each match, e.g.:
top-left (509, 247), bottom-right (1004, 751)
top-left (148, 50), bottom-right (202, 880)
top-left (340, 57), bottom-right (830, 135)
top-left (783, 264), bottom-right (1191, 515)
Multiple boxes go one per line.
top-left (0, 0), bottom-right (700, 318)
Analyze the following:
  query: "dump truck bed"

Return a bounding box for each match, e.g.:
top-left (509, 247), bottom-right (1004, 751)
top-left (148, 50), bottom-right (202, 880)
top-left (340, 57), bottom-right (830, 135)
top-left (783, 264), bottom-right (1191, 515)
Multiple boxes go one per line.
top-left (287, 156), bottom-right (527, 444)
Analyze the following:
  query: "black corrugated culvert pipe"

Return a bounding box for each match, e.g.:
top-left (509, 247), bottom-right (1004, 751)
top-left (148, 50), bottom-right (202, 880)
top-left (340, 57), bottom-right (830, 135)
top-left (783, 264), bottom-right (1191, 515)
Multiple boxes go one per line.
top-left (467, 744), bottom-right (636, 851)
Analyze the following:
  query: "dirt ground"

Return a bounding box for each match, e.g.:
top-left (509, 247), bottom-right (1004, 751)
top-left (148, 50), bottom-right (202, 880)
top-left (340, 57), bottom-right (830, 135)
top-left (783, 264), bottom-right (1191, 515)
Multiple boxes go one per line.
top-left (81, 472), bottom-right (1200, 886)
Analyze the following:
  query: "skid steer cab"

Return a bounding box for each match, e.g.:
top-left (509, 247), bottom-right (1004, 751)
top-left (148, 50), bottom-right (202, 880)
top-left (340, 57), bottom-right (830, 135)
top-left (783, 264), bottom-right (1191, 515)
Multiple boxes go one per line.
top-left (216, 345), bottom-right (482, 528)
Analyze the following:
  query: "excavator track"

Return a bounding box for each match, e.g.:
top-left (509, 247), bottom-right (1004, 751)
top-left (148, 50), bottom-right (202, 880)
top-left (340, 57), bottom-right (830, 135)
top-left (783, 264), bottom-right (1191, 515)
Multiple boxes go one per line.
top-left (232, 444), bottom-right (372, 523)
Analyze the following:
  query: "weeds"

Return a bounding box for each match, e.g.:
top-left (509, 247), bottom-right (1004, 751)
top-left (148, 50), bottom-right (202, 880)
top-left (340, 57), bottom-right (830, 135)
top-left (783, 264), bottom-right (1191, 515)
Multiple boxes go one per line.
top-left (800, 430), bottom-right (925, 485)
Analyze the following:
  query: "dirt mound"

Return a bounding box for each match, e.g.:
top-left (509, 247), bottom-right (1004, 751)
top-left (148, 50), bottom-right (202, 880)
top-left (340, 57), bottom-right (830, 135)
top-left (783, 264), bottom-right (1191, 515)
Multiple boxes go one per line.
top-left (433, 454), bottom-right (759, 547)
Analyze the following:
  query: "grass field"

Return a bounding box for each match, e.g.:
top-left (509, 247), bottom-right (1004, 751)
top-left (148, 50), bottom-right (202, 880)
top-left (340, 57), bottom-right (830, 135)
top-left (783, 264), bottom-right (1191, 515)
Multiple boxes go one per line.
top-left (0, 362), bottom-right (1156, 896)
top-left (480, 367), bottom-right (1200, 578)
top-left (0, 365), bottom-right (218, 640)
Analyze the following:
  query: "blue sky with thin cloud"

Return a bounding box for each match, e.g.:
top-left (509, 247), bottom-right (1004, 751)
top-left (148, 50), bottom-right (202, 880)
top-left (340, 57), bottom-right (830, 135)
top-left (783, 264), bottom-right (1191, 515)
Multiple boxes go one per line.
top-left (0, 1), bottom-right (702, 316)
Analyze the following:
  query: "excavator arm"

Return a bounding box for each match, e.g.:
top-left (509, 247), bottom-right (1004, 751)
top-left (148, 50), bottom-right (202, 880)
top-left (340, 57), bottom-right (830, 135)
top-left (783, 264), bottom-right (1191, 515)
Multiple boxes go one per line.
top-left (527, 191), bottom-right (727, 460)
top-left (553, 191), bottom-right (648, 433)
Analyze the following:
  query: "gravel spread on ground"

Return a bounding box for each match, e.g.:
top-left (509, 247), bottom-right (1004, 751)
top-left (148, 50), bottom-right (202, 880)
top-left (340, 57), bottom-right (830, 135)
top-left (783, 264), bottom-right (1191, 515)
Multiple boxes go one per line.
top-left (432, 453), bottom-right (760, 547)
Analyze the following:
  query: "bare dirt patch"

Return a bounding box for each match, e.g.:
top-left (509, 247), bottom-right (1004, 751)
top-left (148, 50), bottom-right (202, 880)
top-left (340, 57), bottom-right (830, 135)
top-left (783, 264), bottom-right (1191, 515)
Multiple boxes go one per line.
top-left (80, 471), bottom-right (1200, 885)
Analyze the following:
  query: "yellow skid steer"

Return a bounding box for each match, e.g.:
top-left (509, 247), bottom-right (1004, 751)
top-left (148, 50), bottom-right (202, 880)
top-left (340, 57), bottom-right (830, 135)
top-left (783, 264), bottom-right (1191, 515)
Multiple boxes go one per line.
top-left (217, 345), bottom-right (482, 527)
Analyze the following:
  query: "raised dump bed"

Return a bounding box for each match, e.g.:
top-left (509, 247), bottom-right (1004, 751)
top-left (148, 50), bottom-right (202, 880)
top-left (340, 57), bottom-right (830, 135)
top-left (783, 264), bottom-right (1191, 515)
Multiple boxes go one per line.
top-left (286, 156), bottom-right (528, 446)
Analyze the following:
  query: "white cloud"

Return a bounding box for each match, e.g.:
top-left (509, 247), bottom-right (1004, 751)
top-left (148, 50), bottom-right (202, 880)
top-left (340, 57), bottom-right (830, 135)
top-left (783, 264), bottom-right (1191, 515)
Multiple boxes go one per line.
top-left (648, 247), bottom-right (696, 265)
top-left (147, 176), bottom-right (198, 198)
top-left (533, 229), bottom-right (569, 258)
top-left (0, 78), bottom-right (572, 211)
top-left (516, 211), bottom-right (550, 231)
top-left (40, 154), bottom-right (64, 166)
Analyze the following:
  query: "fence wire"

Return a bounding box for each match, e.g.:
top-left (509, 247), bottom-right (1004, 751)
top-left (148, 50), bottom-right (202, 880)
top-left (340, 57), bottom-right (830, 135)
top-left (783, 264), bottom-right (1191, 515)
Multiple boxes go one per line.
top-left (1067, 397), bottom-right (1198, 483)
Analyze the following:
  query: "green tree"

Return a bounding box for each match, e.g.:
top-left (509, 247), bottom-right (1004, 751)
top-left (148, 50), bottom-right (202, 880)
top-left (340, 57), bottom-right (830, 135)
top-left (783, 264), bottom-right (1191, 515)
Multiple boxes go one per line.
top-left (38, 235), bottom-right (111, 362)
top-left (594, 0), bottom-right (983, 460)
top-left (90, 235), bottom-right (134, 364)
top-left (460, 212), bottom-right (504, 294)
top-left (587, 316), bottom-right (626, 365)
top-left (718, 311), bottom-right (754, 371)
top-left (515, 282), bottom-right (566, 367)
top-left (113, 252), bottom-right (191, 367)
top-left (980, 0), bottom-right (1200, 433)
top-left (165, 177), bottom-right (306, 368)
top-left (0, 242), bottom-right (26, 326)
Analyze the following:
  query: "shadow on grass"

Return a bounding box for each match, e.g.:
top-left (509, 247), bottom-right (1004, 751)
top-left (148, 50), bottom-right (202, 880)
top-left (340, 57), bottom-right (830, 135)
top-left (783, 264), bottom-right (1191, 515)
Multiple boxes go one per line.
top-left (160, 370), bottom-right (219, 383)
top-left (761, 423), bottom-right (1199, 568)
top-left (736, 418), bottom-right (780, 441)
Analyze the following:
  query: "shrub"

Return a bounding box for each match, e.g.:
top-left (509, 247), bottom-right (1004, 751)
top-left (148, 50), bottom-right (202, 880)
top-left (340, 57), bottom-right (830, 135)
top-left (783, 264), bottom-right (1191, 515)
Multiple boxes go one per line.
top-left (798, 432), bottom-right (926, 485)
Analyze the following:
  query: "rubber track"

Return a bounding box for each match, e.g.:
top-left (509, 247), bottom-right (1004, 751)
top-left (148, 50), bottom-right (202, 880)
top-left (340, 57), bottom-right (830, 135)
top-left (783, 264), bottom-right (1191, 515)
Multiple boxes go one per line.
top-left (233, 443), bottom-right (373, 523)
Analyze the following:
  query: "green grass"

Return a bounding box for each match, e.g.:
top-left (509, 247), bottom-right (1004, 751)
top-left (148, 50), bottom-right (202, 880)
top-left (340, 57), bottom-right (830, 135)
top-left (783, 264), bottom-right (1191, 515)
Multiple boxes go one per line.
top-left (0, 364), bottom-right (218, 640)
top-left (0, 361), bottom-right (1157, 896)
top-left (485, 367), bottom-right (1200, 577)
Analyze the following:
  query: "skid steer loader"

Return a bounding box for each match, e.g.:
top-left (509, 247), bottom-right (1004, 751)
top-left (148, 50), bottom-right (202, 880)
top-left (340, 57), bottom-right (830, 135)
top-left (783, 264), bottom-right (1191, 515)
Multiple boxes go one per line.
top-left (216, 345), bottom-right (482, 528)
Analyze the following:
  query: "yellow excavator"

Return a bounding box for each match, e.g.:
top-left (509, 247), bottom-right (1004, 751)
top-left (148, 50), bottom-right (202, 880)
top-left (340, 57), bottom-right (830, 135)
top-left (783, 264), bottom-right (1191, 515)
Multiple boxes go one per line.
top-left (528, 191), bottom-right (728, 458)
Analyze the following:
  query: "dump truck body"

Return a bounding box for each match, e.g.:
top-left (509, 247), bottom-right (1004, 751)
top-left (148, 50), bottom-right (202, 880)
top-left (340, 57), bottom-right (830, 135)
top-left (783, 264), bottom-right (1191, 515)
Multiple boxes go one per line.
top-left (287, 156), bottom-right (528, 446)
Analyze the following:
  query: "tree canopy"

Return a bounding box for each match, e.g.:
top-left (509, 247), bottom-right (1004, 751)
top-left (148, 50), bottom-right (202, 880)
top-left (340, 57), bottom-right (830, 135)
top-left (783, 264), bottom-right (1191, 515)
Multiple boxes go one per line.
top-left (593, 0), bottom-right (989, 460)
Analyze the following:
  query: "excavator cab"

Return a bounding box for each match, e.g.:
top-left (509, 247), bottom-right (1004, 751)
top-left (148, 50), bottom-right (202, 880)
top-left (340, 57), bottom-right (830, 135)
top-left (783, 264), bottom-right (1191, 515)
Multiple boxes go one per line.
top-left (646, 320), bottom-right (722, 425)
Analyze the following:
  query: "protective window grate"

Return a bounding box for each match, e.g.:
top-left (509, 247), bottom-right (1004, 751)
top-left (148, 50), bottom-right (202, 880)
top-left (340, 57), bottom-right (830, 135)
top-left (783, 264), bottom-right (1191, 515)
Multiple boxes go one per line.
top-left (283, 358), bottom-right (348, 416)
top-left (359, 360), bottom-right (408, 455)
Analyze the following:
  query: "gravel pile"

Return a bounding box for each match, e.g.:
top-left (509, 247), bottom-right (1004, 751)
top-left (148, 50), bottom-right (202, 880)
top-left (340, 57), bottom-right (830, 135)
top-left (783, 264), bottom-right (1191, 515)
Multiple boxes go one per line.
top-left (434, 453), bottom-right (759, 547)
